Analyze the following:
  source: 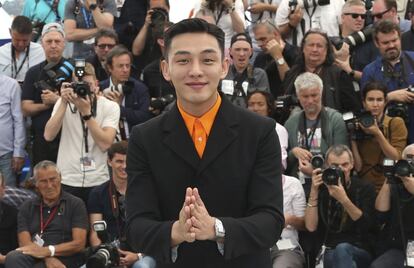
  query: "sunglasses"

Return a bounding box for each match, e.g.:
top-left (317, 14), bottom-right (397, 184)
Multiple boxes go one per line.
top-left (372, 8), bottom-right (391, 19)
top-left (96, 44), bottom-right (116, 49)
top-left (344, 13), bottom-right (367, 19)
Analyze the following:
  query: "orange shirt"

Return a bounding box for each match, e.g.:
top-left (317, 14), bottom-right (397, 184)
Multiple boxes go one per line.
top-left (178, 95), bottom-right (222, 158)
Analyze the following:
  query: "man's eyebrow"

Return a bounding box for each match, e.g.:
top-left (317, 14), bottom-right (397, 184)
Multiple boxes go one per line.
top-left (173, 49), bottom-right (219, 56)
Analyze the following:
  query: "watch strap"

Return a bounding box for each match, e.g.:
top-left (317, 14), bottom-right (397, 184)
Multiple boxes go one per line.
top-left (89, 3), bottom-right (98, 10)
top-left (48, 245), bottom-right (56, 257)
top-left (82, 114), bottom-right (93, 121)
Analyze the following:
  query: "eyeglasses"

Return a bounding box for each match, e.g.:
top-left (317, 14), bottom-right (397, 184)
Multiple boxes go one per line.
top-left (97, 44), bottom-right (116, 49)
top-left (344, 13), bottom-right (367, 19)
top-left (372, 8), bottom-right (391, 19)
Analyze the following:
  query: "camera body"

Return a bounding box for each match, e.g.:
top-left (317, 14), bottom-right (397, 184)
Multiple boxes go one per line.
top-left (85, 221), bottom-right (120, 268)
top-left (150, 7), bottom-right (169, 27)
top-left (32, 20), bottom-right (46, 42)
top-left (343, 111), bottom-right (375, 140)
top-left (72, 59), bottom-right (91, 98)
top-left (275, 95), bottom-right (297, 110)
top-left (102, 81), bottom-right (134, 96)
top-left (322, 166), bottom-right (345, 185)
top-left (34, 60), bottom-right (74, 92)
top-left (383, 158), bottom-right (414, 184)
top-left (150, 94), bottom-right (175, 111)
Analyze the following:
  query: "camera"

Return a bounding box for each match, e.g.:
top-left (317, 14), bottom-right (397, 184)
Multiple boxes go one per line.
top-left (311, 154), bottom-right (324, 169)
top-left (71, 59), bottom-right (91, 98)
top-left (34, 60), bottom-right (74, 91)
top-left (383, 158), bottom-right (414, 184)
top-left (102, 81), bottom-right (134, 96)
top-left (150, 94), bottom-right (175, 111)
top-left (150, 7), bottom-right (169, 28)
top-left (330, 25), bottom-right (374, 50)
top-left (289, 0), bottom-right (330, 11)
top-left (32, 20), bottom-right (46, 42)
top-left (275, 95), bottom-right (297, 110)
top-left (386, 85), bottom-right (413, 123)
top-left (342, 111), bottom-right (375, 140)
top-left (322, 166), bottom-right (345, 185)
top-left (85, 221), bottom-right (120, 268)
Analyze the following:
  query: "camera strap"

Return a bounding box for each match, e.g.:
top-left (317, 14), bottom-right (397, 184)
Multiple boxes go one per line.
top-left (11, 43), bottom-right (30, 79)
top-left (79, 96), bottom-right (97, 154)
top-left (81, 7), bottom-right (93, 29)
top-left (303, 0), bottom-right (318, 29)
top-left (303, 112), bottom-right (321, 151)
top-left (215, 6), bottom-right (226, 25)
top-left (108, 181), bottom-right (123, 239)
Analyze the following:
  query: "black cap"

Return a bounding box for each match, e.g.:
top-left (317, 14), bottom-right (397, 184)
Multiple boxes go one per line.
top-left (230, 33), bottom-right (253, 48)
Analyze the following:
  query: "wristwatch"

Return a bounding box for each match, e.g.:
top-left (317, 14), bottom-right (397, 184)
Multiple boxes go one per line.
top-left (348, 70), bottom-right (355, 78)
top-left (215, 218), bottom-right (225, 239)
top-left (276, 57), bottom-right (285, 66)
top-left (82, 114), bottom-right (93, 121)
top-left (89, 3), bottom-right (98, 11)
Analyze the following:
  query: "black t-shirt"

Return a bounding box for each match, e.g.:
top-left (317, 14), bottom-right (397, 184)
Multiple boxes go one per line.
top-left (253, 42), bottom-right (298, 98)
top-left (142, 59), bottom-right (175, 98)
top-left (0, 201), bottom-right (18, 255)
top-left (86, 55), bottom-right (109, 82)
top-left (134, 28), bottom-right (162, 76)
top-left (402, 29), bottom-right (414, 52)
top-left (21, 61), bottom-right (58, 136)
top-left (87, 181), bottom-right (130, 248)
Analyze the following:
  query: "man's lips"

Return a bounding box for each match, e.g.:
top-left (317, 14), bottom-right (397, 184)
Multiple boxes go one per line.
top-left (186, 82), bottom-right (208, 89)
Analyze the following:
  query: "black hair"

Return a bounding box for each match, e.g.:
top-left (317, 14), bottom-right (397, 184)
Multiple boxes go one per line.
top-left (11, 16), bottom-right (33, 35)
top-left (108, 141), bottom-right (128, 160)
top-left (94, 28), bottom-right (119, 45)
top-left (373, 19), bottom-right (401, 42)
top-left (362, 81), bottom-right (388, 99)
top-left (246, 90), bottom-right (276, 118)
top-left (148, 0), bottom-right (170, 9)
top-left (105, 45), bottom-right (133, 67)
top-left (163, 18), bottom-right (225, 60)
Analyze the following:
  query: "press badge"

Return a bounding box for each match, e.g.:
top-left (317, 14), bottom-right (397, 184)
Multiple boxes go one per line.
top-left (241, 81), bottom-right (249, 95)
top-left (276, 238), bottom-right (296, 250)
top-left (221, 80), bottom-right (234, 95)
top-left (33, 234), bottom-right (44, 246)
top-left (80, 156), bottom-right (96, 172)
top-left (406, 240), bottom-right (414, 267)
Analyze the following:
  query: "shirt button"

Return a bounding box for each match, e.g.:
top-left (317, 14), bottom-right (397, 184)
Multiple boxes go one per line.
top-left (198, 137), bottom-right (203, 142)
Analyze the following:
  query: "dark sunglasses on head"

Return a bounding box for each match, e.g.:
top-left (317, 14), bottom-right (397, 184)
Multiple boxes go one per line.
top-left (97, 44), bottom-right (115, 49)
top-left (344, 12), bottom-right (367, 19)
top-left (372, 8), bottom-right (391, 19)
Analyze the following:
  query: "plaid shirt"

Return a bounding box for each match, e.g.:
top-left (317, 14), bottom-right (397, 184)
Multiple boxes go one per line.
top-left (3, 187), bottom-right (36, 208)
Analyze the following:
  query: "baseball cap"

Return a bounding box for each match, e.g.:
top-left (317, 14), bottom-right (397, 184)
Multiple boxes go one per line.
top-left (230, 33), bottom-right (252, 48)
top-left (41, 22), bottom-right (66, 39)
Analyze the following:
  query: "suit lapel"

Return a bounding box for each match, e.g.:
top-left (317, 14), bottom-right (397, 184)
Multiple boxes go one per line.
top-left (197, 98), bottom-right (238, 175)
top-left (162, 104), bottom-right (200, 170)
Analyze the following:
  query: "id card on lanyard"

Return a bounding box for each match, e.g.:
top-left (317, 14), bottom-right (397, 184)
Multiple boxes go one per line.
top-left (81, 6), bottom-right (95, 44)
top-left (33, 203), bottom-right (59, 246)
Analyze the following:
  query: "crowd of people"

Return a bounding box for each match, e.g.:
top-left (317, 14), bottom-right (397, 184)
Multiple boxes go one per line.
top-left (1, 0), bottom-right (414, 267)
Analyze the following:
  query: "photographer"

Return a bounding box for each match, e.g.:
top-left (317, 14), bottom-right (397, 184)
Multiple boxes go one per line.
top-left (351, 82), bottom-right (407, 192)
top-left (63, 0), bottom-right (117, 58)
top-left (332, 0), bottom-right (379, 82)
top-left (275, 0), bottom-right (344, 46)
top-left (370, 144), bottom-right (414, 267)
top-left (284, 72), bottom-right (348, 196)
top-left (361, 20), bottom-right (414, 143)
top-left (22, 23), bottom-right (69, 166)
top-left (0, 16), bottom-right (45, 83)
top-left (132, 0), bottom-right (170, 75)
top-left (305, 144), bottom-right (376, 268)
top-left (221, 32), bottom-right (270, 107)
top-left (44, 62), bottom-right (119, 204)
top-left (87, 141), bottom-right (156, 268)
top-left (100, 46), bottom-right (151, 139)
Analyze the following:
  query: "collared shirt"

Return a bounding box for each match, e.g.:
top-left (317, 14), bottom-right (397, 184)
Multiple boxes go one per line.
top-left (0, 42), bottom-right (45, 82)
top-left (178, 94), bottom-right (222, 157)
top-left (0, 74), bottom-right (26, 158)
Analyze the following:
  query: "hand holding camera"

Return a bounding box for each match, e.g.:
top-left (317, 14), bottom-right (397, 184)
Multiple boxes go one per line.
top-left (248, 2), bottom-right (267, 14)
top-left (266, 39), bottom-right (285, 60)
top-left (387, 88), bottom-right (414, 103)
top-left (311, 168), bottom-right (324, 191)
top-left (41, 89), bottom-right (60, 106)
top-left (105, 90), bottom-right (123, 105)
top-left (325, 175), bottom-right (348, 204)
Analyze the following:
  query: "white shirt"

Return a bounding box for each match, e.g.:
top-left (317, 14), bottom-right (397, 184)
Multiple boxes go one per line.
top-left (280, 174), bottom-right (306, 247)
top-left (276, 122), bottom-right (288, 171)
top-left (53, 96), bottom-right (120, 187)
top-left (275, 0), bottom-right (343, 45)
top-left (0, 42), bottom-right (45, 82)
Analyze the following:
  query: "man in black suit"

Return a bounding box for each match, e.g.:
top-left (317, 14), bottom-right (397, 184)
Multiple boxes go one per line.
top-left (126, 18), bottom-right (284, 268)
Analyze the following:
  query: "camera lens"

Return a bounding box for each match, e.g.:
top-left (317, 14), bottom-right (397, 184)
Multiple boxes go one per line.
top-left (394, 160), bottom-right (413, 177)
top-left (359, 112), bottom-right (375, 128)
top-left (322, 167), bottom-right (344, 185)
top-left (311, 155), bottom-right (324, 169)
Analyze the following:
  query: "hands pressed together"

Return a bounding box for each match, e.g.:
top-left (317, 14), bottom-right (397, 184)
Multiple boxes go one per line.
top-left (171, 187), bottom-right (216, 247)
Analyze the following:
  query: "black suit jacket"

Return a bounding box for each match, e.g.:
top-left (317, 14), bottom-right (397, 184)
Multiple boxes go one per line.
top-left (126, 97), bottom-right (284, 268)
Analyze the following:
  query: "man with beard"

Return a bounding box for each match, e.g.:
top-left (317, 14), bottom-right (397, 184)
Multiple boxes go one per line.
top-left (221, 33), bottom-right (269, 107)
top-left (361, 20), bottom-right (414, 143)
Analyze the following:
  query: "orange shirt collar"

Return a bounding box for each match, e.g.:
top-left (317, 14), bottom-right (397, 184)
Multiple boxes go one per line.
top-left (178, 94), bottom-right (222, 137)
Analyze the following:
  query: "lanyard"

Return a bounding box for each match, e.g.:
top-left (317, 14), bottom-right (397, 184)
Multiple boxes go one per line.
top-left (11, 45), bottom-right (30, 79)
top-left (81, 6), bottom-right (93, 29)
top-left (80, 118), bottom-right (90, 153)
top-left (215, 6), bottom-right (226, 25)
top-left (303, 113), bottom-right (320, 151)
top-left (40, 203), bottom-right (59, 235)
top-left (109, 182), bottom-right (123, 239)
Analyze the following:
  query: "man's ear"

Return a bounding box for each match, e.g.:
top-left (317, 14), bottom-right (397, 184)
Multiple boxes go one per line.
top-left (220, 57), bottom-right (230, 79)
top-left (160, 59), bottom-right (171, 81)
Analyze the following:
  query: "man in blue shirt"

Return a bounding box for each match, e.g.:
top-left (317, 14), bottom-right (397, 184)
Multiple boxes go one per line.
top-left (361, 20), bottom-right (414, 143)
top-left (0, 74), bottom-right (25, 186)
